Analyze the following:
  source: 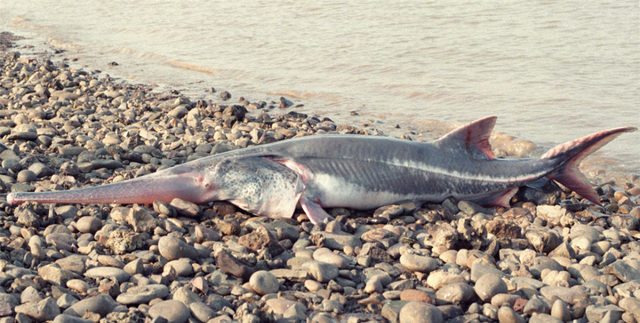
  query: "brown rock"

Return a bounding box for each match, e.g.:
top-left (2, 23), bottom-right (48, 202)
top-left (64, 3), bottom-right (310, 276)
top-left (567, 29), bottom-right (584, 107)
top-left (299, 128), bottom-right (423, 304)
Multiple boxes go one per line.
top-left (238, 226), bottom-right (283, 255)
top-left (98, 279), bottom-right (119, 298)
top-left (485, 219), bottom-right (522, 239)
top-left (216, 251), bottom-right (254, 281)
top-left (400, 289), bottom-right (433, 304)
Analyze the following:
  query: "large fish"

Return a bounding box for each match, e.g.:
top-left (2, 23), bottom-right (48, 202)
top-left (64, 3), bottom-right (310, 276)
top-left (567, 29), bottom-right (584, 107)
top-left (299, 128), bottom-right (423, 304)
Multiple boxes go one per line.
top-left (5, 116), bottom-right (635, 224)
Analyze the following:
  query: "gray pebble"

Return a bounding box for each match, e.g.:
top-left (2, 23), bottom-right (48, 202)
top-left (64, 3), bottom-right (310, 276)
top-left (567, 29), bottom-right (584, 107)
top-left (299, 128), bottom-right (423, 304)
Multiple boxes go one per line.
top-left (115, 284), bottom-right (168, 305)
top-left (15, 297), bottom-right (60, 322)
top-left (474, 273), bottom-right (508, 303)
top-left (84, 267), bottom-right (132, 283)
top-left (16, 170), bottom-right (36, 183)
top-left (249, 270), bottom-right (279, 295)
top-left (398, 301), bottom-right (443, 323)
top-left (75, 216), bottom-right (102, 234)
top-left (301, 261), bottom-right (339, 283)
top-left (148, 300), bottom-right (190, 323)
top-left (158, 236), bottom-right (199, 261)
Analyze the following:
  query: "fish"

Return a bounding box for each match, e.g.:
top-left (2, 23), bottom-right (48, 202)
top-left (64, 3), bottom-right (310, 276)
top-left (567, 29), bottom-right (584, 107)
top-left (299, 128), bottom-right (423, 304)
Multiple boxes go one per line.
top-left (5, 116), bottom-right (636, 224)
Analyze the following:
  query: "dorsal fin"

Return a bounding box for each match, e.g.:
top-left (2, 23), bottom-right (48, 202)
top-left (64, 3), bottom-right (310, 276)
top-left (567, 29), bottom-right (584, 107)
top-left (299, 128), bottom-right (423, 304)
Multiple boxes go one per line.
top-left (438, 116), bottom-right (497, 159)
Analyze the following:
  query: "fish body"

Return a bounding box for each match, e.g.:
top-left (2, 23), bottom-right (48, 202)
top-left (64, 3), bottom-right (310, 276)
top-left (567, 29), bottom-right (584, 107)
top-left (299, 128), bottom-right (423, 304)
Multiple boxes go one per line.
top-left (6, 117), bottom-right (636, 223)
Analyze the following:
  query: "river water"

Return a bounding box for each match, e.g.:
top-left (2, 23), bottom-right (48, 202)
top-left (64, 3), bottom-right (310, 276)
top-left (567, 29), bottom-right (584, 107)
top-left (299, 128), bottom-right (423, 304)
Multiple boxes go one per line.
top-left (1, 0), bottom-right (639, 177)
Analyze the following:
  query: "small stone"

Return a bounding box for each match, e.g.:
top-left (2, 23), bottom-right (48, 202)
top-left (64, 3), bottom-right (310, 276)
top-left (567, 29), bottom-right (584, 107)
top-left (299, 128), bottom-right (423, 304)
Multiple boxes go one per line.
top-left (158, 236), bottom-right (199, 261)
top-left (123, 258), bottom-right (144, 275)
top-left (216, 251), bottom-right (255, 281)
top-left (474, 273), bottom-right (508, 302)
top-left (498, 305), bottom-right (524, 323)
top-left (550, 299), bottom-right (571, 322)
top-left (265, 298), bottom-right (306, 316)
top-left (399, 254), bottom-right (439, 273)
top-left (63, 294), bottom-right (117, 318)
top-left (126, 206), bottom-right (157, 233)
top-left (28, 163), bottom-right (54, 178)
top-left (39, 264), bottom-right (77, 286)
top-left (539, 286), bottom-right (588, 305)
top-left (170, 198), bottom-right (201, 217)
top-left (53, 314), bottom-right (95, 323)
top-left (249, 271), bottom-right (279, 295)
top-left (313, 248), bottom-right (350, 269)
top-left (16, 170), bottom-right (37, 183)
top-left (148, 300), bottom-right (190, 323)
top-left (115, 284), bottom-right (169, 305)
top-left (398, 301), bottom-right (443, 323)
top-left (84, 267), bottom-right (132, 283)
top-left (189, 302), bottom-right (215, 322)
top-left (400, 289), bottom-right (432, 304)
top-left (301, 261), bottom-right (339, 283)
top-left (15, 297), bottom-right (60, 322)
top-left (20, 286), bottom-right (43, 304)
top-left (165, 259), bottom-right (193, 277)
top-left (75, 216), bottom-right (102, 234)
top-left (435, 283), bottom-right (475, 305)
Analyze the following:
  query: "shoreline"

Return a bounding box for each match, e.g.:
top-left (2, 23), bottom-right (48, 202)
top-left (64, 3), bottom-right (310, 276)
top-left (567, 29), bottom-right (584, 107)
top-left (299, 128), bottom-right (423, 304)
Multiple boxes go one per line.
top-left (2, 31), bottom-right (640, 323)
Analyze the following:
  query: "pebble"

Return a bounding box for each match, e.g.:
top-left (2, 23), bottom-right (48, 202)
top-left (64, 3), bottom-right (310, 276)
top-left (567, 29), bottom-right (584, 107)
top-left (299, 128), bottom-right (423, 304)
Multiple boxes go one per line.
top-left (75, 216), bottom-right (102, 234)
top-left (148, 300), bottom-right (191, 323)
top-left (158, 236), bottom-right (199, 261)
top-left (497, 305), bottom-right (524, 323)
top-left (249, 270), bottom-right (280, 295)
top-left (301, 261), bottom-right (339, 283)
top-left (398, 301), bottom-right (443, 323)
top-left (84, 267), bottom-right (132, 283)
top-left (399, 254), bottom-right (439, 273)
top-left (116, 284), bottom-right (169, 305)
top-left (14, 297), bottom-right (60, 322)
top-left (400, 289), bottom-right (432, 304)
top-left (189, 301), bottom-right (216, 322)
top-left (63, 294), bottom-right (117, 317)
top-left (474, 273), bottom-right (508, 302)
top-left (435, 282), bottom-right (475, 305)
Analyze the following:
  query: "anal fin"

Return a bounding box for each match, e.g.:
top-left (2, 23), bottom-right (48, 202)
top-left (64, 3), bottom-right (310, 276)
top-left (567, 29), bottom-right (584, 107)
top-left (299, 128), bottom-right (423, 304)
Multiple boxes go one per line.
top-left (487, 188), bottom-right (518, 208)
top-left (299, 196), bottom-right (334, 224)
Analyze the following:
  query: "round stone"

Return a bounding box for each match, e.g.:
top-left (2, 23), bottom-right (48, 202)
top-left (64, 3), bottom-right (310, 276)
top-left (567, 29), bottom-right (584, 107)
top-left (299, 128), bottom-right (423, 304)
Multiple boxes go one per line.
top-left (76, 216), bottom-right (102, 234)
top-left (249, 270), bottom-right (280, 295)
top-left (158, 236), bottom-right (199, 261)
top-left (16, 170), bottom-right (37, 183)
top-left (474, 273), bottom-right (508, 302)
top-left (399, 301), bottom-right (443, 323)
top-left (148, 300), bottom-right (190, 323)
top-left (435, 283), bottom-right (475, 304)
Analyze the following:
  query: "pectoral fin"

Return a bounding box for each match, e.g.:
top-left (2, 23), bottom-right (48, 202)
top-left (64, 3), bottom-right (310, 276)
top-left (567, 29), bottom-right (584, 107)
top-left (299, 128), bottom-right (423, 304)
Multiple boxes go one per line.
top-left (212, 157), bottom-right (304, 218)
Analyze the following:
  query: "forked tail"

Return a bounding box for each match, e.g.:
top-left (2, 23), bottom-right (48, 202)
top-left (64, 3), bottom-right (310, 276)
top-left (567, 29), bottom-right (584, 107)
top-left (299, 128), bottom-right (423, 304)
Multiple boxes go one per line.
top-left (541, 126), bottom-right (637, 205)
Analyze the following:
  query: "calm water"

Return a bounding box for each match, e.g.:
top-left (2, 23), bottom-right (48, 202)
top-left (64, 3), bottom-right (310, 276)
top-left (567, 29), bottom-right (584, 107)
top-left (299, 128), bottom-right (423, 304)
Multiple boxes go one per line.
top-left (1, 0), bottom-right (639, 176)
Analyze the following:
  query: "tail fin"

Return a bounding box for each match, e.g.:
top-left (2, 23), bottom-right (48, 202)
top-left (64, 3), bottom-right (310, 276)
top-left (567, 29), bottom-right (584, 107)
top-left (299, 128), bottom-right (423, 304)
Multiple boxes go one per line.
top-left (541, 126), bottom-right (636, 205)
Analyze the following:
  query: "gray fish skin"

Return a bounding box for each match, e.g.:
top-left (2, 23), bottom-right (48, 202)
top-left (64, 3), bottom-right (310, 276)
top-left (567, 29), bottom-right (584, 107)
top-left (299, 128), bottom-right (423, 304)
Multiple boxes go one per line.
top-left (6, 116), bottom-right (636, 224)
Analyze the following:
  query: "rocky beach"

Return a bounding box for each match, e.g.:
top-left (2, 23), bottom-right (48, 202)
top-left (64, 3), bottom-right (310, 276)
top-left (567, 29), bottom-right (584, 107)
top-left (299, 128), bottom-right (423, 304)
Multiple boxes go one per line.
top-left (1, 32), bottom-right (640, 323)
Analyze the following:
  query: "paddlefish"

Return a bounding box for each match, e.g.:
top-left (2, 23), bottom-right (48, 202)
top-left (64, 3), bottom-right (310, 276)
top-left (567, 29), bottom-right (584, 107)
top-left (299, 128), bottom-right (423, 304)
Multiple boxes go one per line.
top-left (5, 116), bottom-right (636, 224)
